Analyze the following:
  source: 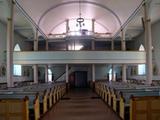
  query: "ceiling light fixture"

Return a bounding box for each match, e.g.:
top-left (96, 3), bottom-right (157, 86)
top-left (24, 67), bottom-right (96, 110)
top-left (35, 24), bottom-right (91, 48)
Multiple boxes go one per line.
top-left (76, 0), bottom-right (85, 30)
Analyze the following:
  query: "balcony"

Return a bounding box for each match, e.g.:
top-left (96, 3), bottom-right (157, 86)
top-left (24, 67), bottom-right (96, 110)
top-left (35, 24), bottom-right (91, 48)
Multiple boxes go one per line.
top-left (13, 51), bottom-right (145, 64)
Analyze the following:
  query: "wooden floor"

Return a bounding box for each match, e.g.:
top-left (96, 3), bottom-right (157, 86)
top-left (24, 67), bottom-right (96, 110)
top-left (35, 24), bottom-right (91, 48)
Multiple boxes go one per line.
top-left (41, 88), bottom-right (120, 120)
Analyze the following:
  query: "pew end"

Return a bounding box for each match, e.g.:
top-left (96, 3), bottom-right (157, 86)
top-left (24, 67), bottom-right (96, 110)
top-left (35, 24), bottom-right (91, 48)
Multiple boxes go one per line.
top-left (130, 96), bottom-right (160, 120)
top-left (0, 97), bottom-right (29, 120)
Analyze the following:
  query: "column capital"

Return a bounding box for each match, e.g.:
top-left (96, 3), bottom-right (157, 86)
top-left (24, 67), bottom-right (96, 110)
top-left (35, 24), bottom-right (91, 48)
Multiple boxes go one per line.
top-left (92, 19), bottom-right (96, 22)
top-left (12, 0), bottom-right (16, 4)
top-left (146, 19), bottom-right (151, 22)
top-left (7, 18), bottom-right (12, 21)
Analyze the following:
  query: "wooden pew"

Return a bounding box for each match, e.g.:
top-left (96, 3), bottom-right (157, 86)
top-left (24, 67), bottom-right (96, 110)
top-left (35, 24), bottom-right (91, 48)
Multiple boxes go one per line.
top-left (0, 82), bottom-right (66, 119)
top-left (112, 86), bottom-right (160, 113)
top-left (95, 81), bottom-right (160, 120)
top-left (130, 96), bottom-right (160, 120)
top-left (106, 82), bottom-right (160, 108)
top-left (0, 97), bottom-right (29, 120)
top-left (8, 83), bottom-right (54, 114)
top-left (1, 86), bottom-right (48, 116)
top-left (119, 90), bottom-right (160, 120)
top-left (107, 86), bottom-right (134, 107)
top-left (23, 88), bottom-right (48, 115)
top-left (28, 83), bottom-right (66, 108)
top-left (22, 82), bottom-right (66, 112)
top-left (95, 81), bottom-right (135, 105)
top-left (0, 92), bottom-right (40, 120)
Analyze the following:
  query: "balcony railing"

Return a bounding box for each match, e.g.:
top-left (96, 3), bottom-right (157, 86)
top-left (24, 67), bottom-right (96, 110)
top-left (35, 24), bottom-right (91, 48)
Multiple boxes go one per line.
top-left (13, 51), bottom-right (145, 64)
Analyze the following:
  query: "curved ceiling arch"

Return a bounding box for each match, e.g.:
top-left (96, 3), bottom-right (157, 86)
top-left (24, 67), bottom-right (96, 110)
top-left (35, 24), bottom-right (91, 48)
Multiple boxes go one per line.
top-left (38, 0), bottom-right (122, 27)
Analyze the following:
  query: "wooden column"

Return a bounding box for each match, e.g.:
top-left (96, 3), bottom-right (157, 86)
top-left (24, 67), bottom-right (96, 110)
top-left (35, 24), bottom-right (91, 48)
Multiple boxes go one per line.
top-left (121, 29), bottom-right (127, 82)
top-left (92, 19), bottom-right (95, 33)
top-left (66, 19), bottom-right (69, 33)
top-left (45, 38), bottom-right (48, 83)
top-left (45, 65), bottom-right (48, 83)
top-left (6, 0), bottom-right (15, 87)
top-left (66, 64), bottom-right (69, 92)
top-left (144, 0), bottom-right (152, 85)
top-left (33, 29), bottom-right (38, 84)
top-left (91, 37), bottom-right (95, 90)
top-left (111, 38), bottom-right (115, 81)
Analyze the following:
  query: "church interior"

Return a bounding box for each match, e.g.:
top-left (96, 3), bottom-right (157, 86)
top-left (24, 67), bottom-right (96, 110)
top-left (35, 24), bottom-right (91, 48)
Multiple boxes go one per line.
top-left (0, 0), bottom-right (160, 120)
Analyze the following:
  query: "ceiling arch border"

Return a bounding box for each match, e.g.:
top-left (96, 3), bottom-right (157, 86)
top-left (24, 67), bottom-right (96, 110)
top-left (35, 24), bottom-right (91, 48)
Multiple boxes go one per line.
top-left (38, 1), bottom-right (122, 27)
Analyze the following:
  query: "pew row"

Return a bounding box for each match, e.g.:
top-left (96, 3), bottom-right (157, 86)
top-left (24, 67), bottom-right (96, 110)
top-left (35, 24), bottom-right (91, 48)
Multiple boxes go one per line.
top-left (130, 96), bottom-right (160, 120)
top-left (119, 90), bottom-right (160, 120)
top-left (0, 82), bottom-right (66, 120)
top-left (95, 81), bottom-right (160, 120)
top-left (0, 92), bottom-right (40, 120)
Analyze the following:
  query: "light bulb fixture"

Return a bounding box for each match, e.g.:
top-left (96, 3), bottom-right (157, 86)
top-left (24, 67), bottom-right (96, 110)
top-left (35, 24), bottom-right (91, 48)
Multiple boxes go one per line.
top-left (76, 0), bottom-right (85, 30)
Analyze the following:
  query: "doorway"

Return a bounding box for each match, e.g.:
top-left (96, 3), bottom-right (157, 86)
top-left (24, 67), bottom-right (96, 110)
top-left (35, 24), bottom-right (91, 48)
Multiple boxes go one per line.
top-left (69, 71), bottom-right (88, 88)
top-left (75, 71), bottom-right (88, 88)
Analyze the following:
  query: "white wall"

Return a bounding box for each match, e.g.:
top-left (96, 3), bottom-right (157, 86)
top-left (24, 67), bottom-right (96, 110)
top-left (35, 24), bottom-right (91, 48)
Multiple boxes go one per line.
top-left (51, 65), bottom-right (66, 80)
top-left (152, 21), bottom-right (160, 74)
top-left (0, 21), bottom-right (7, 65)
top-left (131, 20), bottom-right (160, 76)
top-left (95, 64), bottom-right (110, 80)
top-left (0, 21), bottom-right (32, 81)
top-left (0, 21), bottom-right (32, 65)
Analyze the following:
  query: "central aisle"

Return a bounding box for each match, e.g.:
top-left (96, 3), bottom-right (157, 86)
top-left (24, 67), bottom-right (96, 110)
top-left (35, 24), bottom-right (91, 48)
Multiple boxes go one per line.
top-left (41, 88), bottom-right (120, 120)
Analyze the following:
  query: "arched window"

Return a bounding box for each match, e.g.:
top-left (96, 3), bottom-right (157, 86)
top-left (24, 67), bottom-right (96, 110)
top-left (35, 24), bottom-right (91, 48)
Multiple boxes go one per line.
top-left (138, 45), bottom-right (145, 75)
top-left (48, 69), bottom-right (52, 82)
top-left (14, 44), bottom-right (22, 76)
top-left (108, 68), bottom-right (116, 81)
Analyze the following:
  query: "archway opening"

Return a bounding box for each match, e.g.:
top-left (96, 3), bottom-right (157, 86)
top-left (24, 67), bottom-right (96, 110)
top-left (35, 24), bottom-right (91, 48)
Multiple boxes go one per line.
top-left (108, 68), bottom-right (116, 81)
top-left (138, 44), bottom-right (145, 75)
top-left (48, 69), bottom-right (52, 82)
top-left (13, 44), bottom-right (22, 76)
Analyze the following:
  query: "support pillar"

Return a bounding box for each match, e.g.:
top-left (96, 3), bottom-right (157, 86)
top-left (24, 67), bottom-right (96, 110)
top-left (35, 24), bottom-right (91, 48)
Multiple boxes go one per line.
top-left (91, 37), bottom-right (95, 90)
top-left (121, 30), bottom-right (126, 51)
top-left (65, 19), bottom-right (69, 50)
top-left (111, 38), bottom-right (115, 81)
top-left (92, 64), bottom-right (95, 83)
top-left (121, 29), bottom-right (127, 82)
top-left (33, 65), bottom-right (38, 84)
top-left (92, 64), bottom-right (95, 91)
top-left (6, 0), bottom-right (15, 87)
top-left (91, 40), bottom-right (95, 50)
top-left (122, 65), bottom-right (127, 82)
top-left (66, 64), bottom-right (69, 92)
top-left (111, 38), bottom-right (114, 51)
top-left (144, 1), bottom-right (152, 85)
top-left (92, 19), bottom-right (95, 33)
top-left (66, 40), bottom-right (68, 51)
top-left (45, 38), bottom-right (48, 83)
top-left (66, 19), bottom-right (69, 33)
top-left (33, 29), bottom-right (38, 84)
top-left (46, 39), bottom-right (48, 51)
top-left (45, 65), bottom-right (48, 83)
top-left (111, 65), bottom-right (115, 81)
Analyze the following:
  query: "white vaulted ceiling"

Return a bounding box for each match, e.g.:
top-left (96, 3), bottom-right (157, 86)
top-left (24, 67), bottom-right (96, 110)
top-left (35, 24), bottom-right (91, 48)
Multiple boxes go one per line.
top-left (0, 0), bottom-right (160, 39)
top-left (16, 0), bottom-right (143, 36)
